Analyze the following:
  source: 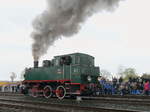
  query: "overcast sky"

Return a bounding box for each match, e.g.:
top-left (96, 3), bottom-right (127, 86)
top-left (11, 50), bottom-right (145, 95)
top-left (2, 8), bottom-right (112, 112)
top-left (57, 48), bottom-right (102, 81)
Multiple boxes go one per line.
top-left (0, 0), bottom-right (150, 81)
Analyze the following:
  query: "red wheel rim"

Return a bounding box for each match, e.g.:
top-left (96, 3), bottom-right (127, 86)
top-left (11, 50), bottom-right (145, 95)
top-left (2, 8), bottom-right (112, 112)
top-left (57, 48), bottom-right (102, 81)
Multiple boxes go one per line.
top-left (56, 86), bottom-right (66, 100)
top-left (43, 85), bottom-right (52, 98)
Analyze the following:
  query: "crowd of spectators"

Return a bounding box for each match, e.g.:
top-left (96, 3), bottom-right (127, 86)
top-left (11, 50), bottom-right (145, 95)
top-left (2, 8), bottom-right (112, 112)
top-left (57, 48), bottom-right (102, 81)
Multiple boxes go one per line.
top-left (7, 77), bottom-right (150, 96)
top-left (98, 77), bottom-right (150, 96)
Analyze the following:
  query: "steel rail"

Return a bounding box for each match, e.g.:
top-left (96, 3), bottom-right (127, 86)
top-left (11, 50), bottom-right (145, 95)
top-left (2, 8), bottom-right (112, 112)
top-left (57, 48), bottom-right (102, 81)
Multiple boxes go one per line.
top-left (0, 98), bottom-right (139, 112)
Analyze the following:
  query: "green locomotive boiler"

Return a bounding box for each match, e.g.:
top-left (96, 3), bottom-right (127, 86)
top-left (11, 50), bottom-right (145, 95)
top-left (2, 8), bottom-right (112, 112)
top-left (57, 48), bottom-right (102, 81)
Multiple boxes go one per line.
top-left (22, 53), bottom-right (100, 99)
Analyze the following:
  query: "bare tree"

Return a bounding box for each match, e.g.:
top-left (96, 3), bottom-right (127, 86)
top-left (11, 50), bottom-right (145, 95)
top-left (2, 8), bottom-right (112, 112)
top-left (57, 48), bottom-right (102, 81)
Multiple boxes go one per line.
top-left (10, 72), bottom-right (17, 82)
top-left (117, 65), bottom-right (125, 78)
top-left (142, 73), bottom-right (150, 79)
top-left (123, 68), bottom-right (138, 81)
top-left (100, 69), bottom-right (112, 80)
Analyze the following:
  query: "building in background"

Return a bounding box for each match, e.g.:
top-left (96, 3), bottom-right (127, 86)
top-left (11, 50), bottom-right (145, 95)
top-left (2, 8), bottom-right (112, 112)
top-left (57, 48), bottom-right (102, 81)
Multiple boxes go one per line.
top-left (0, 81), bottom-right (21, 92)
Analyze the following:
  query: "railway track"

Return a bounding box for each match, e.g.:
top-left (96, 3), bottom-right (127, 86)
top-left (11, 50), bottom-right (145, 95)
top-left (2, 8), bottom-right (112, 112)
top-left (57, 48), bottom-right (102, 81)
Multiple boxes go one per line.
top-left (0, 92), bottom-right (150, 105)
top-left (0, 92), bottom-right (23, 96)
top-left (82, 96), bottom-right (150, 106)
top-left (1, 92), bottom-right (150, 99)
top-left (0, 97), bottom-right (139, 112)
top-left (0, 92), bottom-right (149, 112)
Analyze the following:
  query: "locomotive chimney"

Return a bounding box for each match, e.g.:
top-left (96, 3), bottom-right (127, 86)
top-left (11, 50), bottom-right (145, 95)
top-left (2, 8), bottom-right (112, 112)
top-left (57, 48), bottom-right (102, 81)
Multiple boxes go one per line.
top-left (34, 61), bottom-right (39, 68)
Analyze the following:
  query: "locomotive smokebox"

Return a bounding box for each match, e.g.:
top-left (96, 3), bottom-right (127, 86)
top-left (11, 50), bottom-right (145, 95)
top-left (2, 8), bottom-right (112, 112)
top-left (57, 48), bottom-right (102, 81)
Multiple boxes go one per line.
top-left (34, 61), bottom-right (39, 68)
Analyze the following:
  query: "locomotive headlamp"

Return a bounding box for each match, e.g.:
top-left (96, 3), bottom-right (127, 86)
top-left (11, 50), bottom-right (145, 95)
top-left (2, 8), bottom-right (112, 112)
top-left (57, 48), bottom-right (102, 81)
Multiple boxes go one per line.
top-left (87, 76), bottom-right (92, 82)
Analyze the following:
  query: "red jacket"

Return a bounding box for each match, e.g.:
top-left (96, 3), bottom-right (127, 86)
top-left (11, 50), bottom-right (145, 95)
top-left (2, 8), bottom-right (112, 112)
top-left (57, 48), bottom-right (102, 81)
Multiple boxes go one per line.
top-left (144, 82), bottom-right (150, 91)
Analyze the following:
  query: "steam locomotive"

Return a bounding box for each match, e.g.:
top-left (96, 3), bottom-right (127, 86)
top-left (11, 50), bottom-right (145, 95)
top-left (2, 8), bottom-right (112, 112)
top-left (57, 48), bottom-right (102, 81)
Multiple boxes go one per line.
top-left (22, 53), bottom-right (100, 99)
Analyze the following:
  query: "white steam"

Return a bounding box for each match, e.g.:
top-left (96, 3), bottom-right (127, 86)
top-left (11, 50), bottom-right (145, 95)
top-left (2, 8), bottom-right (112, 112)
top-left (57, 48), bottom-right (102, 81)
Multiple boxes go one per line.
top-left (32, 0), bottom-right (122, 61)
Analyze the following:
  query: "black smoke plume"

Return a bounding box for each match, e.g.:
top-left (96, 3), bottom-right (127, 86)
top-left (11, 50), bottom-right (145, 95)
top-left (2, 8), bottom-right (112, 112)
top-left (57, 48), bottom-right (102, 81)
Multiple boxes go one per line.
top-left (32, 0), bottom-right (122, 61)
